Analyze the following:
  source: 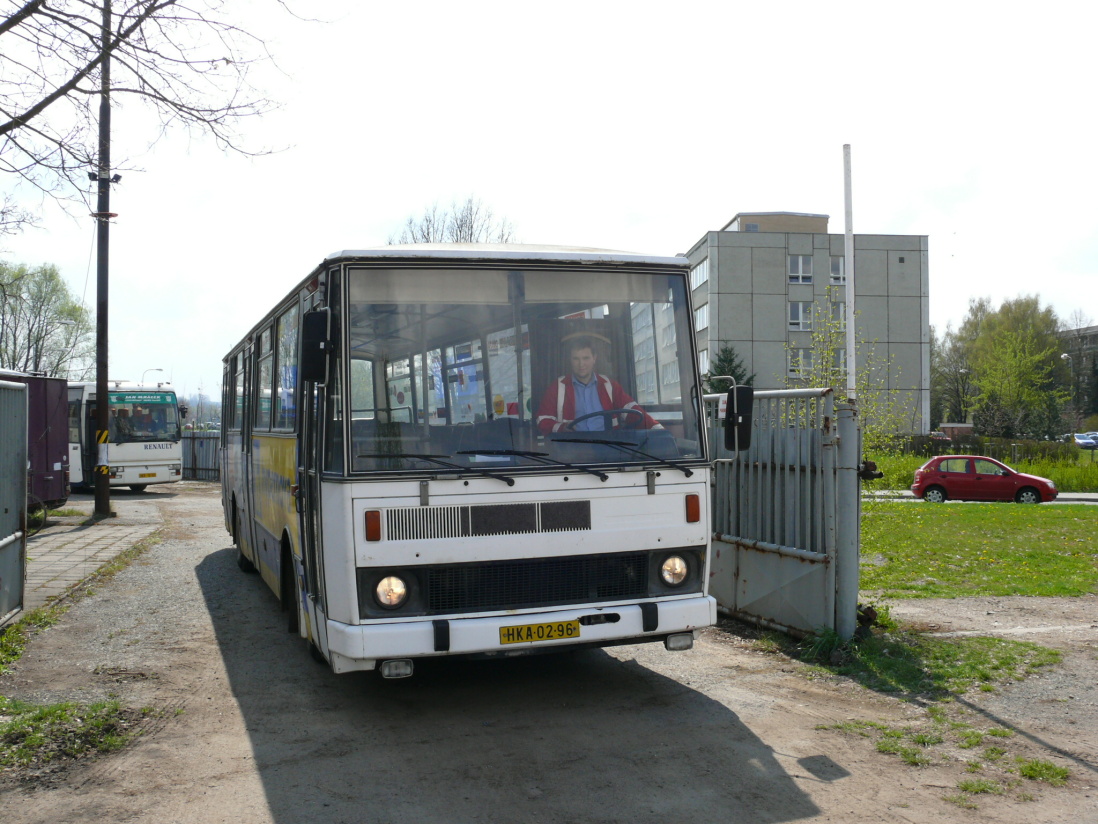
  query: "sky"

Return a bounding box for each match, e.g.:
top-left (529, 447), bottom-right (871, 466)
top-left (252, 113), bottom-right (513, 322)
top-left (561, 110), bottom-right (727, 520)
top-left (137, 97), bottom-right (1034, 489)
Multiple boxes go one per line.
top-left (3, 0), bottom-right (1096, 401)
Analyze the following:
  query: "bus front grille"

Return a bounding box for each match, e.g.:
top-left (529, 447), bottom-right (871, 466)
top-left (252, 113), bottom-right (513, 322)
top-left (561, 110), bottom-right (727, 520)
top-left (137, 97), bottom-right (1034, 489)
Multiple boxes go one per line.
top-left (425, 552), bottom-right (649, 614)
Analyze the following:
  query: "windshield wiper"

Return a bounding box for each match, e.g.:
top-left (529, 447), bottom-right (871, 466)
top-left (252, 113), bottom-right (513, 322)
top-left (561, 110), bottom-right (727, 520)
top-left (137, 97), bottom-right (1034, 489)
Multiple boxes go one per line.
top-left (356, 452), bottom-right (514, 486)
top-left (550, 438), bottom-right (694, 477)
top-left (457, 449), bottom-right (608, 482)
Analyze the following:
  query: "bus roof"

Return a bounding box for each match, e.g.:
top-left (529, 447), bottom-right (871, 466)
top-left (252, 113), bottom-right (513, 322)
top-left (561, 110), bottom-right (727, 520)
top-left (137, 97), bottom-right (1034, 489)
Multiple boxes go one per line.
top-left (323, 244), bottom-right (689, 268)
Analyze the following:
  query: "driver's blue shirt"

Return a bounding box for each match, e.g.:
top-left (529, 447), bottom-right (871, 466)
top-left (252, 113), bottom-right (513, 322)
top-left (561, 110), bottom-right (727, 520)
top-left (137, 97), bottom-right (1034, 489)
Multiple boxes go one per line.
top-left (572, 375), bottom-right (605, 431)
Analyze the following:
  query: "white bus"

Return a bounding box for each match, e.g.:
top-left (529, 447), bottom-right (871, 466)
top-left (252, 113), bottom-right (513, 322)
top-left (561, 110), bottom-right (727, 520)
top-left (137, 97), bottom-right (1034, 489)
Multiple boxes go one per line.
top-left (221, 245), bottom-right (750, 678)
top-left (68, 381), bottom-right (185, 491)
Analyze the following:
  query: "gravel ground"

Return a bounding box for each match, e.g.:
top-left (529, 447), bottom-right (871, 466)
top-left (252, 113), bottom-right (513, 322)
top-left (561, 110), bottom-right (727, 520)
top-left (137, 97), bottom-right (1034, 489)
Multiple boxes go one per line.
top-left (1, 481), bottom-right (1096, 823)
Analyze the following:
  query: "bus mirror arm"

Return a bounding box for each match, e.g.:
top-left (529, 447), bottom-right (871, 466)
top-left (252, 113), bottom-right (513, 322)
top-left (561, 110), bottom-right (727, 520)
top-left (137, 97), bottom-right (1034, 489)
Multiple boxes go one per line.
top-left (723, 384), bottom-right (754, 452)
top-left (300, 309), bottom-right (332, 384)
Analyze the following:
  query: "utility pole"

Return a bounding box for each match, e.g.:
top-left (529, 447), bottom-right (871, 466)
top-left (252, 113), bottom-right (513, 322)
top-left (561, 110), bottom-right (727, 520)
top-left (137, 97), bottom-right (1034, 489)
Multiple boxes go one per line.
top-left (93, 0), bottom-right (115, 518)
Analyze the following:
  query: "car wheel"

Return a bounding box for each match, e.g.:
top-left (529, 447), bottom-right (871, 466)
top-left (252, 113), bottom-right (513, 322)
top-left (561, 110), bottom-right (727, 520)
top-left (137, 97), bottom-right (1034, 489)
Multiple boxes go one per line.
top-left (923, 486), bottom-right (947, 503)
top-left (1015, 488), bottom-right (1040, 504)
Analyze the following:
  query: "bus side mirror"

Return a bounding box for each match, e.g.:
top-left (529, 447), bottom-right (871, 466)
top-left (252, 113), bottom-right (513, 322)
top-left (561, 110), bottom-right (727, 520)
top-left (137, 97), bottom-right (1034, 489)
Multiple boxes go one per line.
top-left (723, 385), bottom-right (753, 452)
top-left (300, 309), bottom-right (331, 384)
top-left (178, 404), bottom-right (188, 420)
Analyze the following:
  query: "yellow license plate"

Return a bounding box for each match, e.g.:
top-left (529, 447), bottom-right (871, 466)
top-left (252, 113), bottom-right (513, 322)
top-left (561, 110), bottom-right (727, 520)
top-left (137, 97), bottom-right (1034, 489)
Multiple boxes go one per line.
top-left (139, 472), bottom-right (156, 478)
top-left (499, 620), bottom-right (580, 645)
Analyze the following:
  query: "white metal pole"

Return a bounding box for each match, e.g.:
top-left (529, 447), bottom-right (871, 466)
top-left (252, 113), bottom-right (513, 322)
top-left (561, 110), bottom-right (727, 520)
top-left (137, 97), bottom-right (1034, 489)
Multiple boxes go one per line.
top-left (843, 145), bottom-right (856, 401)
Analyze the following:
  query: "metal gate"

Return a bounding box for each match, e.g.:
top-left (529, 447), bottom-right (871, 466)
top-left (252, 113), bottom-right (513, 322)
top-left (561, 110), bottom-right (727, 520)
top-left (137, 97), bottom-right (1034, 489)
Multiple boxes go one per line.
top-left (1, 379), bottom-right (28, 627)
top-left (183, 432), bottom-right (220, 480)
top-left (706, 388), bottom-right (860, 639)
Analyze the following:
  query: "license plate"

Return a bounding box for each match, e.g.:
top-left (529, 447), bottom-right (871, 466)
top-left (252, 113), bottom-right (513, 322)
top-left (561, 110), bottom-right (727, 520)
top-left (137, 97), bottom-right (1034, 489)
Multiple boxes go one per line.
top-left (499, 620), bottom-right (580, 645)
top-left (139, 472), bottom-right (156, 478)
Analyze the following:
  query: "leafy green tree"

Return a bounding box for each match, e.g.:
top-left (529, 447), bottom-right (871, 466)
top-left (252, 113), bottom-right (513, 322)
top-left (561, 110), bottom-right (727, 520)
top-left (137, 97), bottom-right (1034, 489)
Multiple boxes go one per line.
top-left (785, 289), bottom-right (910, 453)
top-left (0, 261), bottom-right (92, 376)
top-left (931, 323), bottom-right (976, 425)
top-left (970, 325), bottom-right (1066, 438)
top-left (961, 295), bottom-right (1067, 438)
top-left (703, 344), bottom-right (754, 393)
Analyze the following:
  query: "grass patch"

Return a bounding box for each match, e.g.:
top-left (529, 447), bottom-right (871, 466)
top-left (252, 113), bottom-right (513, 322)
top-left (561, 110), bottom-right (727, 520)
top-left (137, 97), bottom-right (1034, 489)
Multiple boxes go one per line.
top-left (943, 793), bottom-right (979, 809)
top-left (0, 603), bottom-right (66, 675)
top-left (0, 696), bottom-right (144, 770)
top-left (961, 782), bottom-right (1005, 795)
top-left (875, 739), bottom-right (931, 766)
top-left (799, 625), bottom-right (1061, 696)
top-left (1017, 758), bottom-right (1069, 786)
top-left (861, 502), bottom-right (1098, 598)
top-left (957, 778), bottom-right (1004, 795)
top-left (822, 709), bottom-right (1071, 804)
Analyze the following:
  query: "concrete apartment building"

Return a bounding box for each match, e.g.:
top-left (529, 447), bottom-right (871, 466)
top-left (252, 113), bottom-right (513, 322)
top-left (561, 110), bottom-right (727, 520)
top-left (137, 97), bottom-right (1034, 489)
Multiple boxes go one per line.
top-left (684, 211), bottom-right (930, 432)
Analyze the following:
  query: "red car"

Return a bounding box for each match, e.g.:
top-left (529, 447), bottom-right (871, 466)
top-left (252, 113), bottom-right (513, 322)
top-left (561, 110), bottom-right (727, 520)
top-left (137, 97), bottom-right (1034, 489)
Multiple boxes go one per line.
top-left (911, 455), bottom-right (1058, 504)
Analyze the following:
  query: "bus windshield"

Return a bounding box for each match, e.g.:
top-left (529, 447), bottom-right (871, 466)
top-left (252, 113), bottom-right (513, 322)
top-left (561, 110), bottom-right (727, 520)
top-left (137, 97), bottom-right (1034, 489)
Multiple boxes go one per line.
top-left (337, 264), bottom-right (703, 474)
top-left (108, 390), bottom-right (181, 443)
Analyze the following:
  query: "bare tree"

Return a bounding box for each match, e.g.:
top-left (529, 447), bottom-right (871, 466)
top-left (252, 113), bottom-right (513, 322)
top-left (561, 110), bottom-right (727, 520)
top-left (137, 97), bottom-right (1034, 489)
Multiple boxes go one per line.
top-left (1065, 308), bottom-right (1093, 333)
top-left (1, 0), bottom-right (294, 235)
top-left (1, 261), bottom-right (93, 376)
top-left (389, 196), bottom-right (517, 245)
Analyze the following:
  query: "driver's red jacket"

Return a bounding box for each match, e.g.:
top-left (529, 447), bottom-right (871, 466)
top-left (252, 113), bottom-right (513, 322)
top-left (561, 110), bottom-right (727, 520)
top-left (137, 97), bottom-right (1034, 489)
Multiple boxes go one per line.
top-left (535, 373), bottom-right (662, 434)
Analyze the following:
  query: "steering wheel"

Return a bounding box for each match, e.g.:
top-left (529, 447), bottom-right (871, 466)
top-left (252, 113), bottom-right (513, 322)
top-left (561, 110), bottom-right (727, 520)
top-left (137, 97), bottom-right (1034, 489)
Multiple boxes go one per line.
top-left (565, 408), bottom-right (645, 431)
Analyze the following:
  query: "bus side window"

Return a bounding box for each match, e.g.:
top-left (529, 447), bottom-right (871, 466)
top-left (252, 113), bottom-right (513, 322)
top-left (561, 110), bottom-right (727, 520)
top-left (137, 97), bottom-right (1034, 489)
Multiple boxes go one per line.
top-left (274, 303), bottom-right (300, 431)
top-left (255, 327), bottom-right (273, 431)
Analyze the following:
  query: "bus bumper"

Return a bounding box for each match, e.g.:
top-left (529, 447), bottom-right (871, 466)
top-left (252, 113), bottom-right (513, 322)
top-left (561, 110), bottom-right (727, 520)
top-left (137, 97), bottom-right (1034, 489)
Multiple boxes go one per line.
top-left (325, 596), bottom-right (717, 674)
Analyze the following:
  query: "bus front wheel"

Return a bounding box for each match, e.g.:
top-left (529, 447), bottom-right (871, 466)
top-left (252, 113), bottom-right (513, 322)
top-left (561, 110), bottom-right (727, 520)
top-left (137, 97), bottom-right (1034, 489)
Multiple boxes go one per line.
top-left (129, 484), bottom-right (147, 493)
top-left (234, 507), bottom-right (257, 573)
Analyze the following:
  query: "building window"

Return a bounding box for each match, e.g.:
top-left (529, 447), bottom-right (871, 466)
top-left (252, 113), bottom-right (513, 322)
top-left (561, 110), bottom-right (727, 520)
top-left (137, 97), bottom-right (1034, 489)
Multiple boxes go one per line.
top-left (660, 360), bottom-right (680, 386)
top-left (745, 223), bottom-right (759, 232)
top-left (789, 301), bottom-right (813, 331)
top-left (788, 348), bottom-right (814, 377)
top-left (833, 348), bottom-right (847, 374)
top-left (789, 255), bottom-right (812, 284)
top-left (698, 348), bottom-right (709, 374)
top-left (830, 256), bottom-right (845, 284)
top-left (694, 303), bottom-right (709, 332)
top-left (690, 258), bottom-right (709, 290)
top-left (831, 300), bottom-right (846, 328)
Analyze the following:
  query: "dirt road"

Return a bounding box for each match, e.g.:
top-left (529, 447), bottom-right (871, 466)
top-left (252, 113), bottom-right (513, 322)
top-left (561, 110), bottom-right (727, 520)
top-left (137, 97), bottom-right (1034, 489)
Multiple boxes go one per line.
top-left (1, 483), bottom-right (1095, 823)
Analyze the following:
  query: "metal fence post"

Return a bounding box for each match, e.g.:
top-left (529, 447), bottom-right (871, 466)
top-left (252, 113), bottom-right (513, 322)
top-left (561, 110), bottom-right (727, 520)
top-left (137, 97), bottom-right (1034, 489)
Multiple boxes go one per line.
top-left (835, 402), bottom-right (860, 640)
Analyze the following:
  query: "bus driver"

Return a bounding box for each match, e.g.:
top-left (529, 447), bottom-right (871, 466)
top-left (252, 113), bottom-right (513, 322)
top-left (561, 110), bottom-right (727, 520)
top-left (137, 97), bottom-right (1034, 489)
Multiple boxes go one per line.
top-left (536, 336), bottom-right (663, 435)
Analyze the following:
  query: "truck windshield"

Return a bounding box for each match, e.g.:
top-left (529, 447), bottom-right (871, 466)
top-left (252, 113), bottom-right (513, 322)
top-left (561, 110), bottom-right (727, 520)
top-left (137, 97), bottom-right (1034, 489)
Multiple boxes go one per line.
top-left (335, 264), bottom-right (704, 474)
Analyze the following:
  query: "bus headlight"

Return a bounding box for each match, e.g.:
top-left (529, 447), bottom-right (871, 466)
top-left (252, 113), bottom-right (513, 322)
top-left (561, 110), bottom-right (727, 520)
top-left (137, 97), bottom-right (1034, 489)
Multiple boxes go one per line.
top-left (375, 575), bottom-right (408, 608)
top-left (660, 555), bottom-right (689, 587)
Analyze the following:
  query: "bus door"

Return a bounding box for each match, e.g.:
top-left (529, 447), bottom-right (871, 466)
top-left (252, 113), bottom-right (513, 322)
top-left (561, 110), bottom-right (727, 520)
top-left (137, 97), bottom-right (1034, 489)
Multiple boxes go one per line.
top-left (237, 342), bottom-right (258, 566)
top-left (297, 378), bottom-right (328, 655)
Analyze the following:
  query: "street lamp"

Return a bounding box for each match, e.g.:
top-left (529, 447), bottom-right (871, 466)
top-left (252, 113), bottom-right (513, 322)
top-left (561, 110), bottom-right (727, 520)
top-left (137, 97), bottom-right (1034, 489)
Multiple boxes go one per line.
top-left (142, 367), bottom-right (163, 385)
